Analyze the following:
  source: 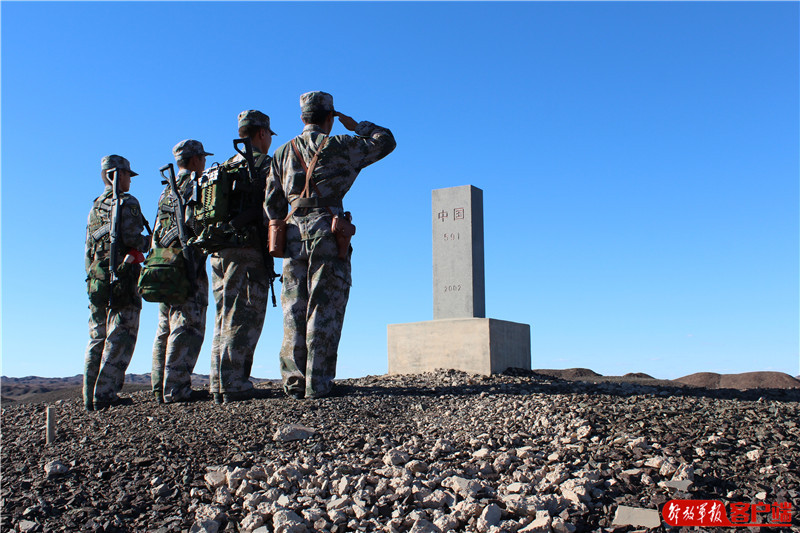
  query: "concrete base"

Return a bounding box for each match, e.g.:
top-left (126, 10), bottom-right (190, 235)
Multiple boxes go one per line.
top-left (387, 318), bottom-right (531, 376)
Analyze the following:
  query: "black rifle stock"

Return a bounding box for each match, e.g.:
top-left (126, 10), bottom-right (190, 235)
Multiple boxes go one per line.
top-left (160, 163), bottom-right (198, 292)
top-left (233, 138), bottom-right (278, 307)
top-left (107, 168), bottom-right (121, 306)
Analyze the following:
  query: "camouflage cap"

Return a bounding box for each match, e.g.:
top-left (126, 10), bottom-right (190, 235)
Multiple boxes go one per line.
top-left (101, 154), bottom-right (138, 177)
top-left (238, 110), bottom-right (277, 136)
top-left (300, 91), bottom-right (334, 114)
top-left (172, 139), bottom-right (213, 161)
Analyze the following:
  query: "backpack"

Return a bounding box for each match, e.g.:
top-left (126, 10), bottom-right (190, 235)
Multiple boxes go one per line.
top-left (137, 247), bottom-right (191, 305)
top-left (85, 193), bottom-right (140, 308)
top-left (189, 154), bottom-right (267, 252)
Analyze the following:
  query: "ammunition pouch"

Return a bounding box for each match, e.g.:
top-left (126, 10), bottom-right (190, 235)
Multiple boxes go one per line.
top-left (189, 223), bottom-right (259, 253)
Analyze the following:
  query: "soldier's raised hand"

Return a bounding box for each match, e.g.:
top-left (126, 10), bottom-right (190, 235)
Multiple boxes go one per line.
top-left (334, 111), bottom-right (358, 132)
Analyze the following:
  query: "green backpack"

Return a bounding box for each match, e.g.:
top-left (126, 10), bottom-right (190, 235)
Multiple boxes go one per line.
top-left (137, 247), bottom-right (191, 305)
top-left (189, 154), bottom-right (267, 252)
top-left (87, 258), bottom-right (138, 308)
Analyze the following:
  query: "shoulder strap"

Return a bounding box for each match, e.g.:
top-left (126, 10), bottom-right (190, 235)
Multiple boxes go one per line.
top-left (288, 136), bottom-right (329, 220)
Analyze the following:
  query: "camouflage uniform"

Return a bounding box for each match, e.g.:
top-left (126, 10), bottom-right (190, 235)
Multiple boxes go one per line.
top-left (151, 140), bottom-right (213, 403)
top-left (209, 111), bottom-right (276, 398)
top-left (84, 155), bottom-right (150, 410)
top-left (265, 92), bottom-right (396, 399)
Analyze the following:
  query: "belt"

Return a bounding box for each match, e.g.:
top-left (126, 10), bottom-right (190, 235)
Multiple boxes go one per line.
top-left (291, 197), bottom-right (342, 209)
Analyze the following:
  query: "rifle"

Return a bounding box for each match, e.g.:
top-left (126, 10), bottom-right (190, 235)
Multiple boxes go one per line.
top-left (160, 163), bottom-right (198, 292)
top-left (107, 168), bottom-right (122, 306)
top-left (233, 138), bottom-right (278, 307)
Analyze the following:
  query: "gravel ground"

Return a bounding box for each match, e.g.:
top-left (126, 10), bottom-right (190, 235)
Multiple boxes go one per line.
top-left (2, 370), bottom-right (798, 533)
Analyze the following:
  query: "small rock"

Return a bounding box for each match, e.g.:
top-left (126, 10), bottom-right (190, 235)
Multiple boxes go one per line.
top-left (520, 510), bottom-right (551, 532)
top-left (662, 479), bottom-right (693, 492)
top-left (214, 486), bottom-right (234, 506)
top-left (240, 512), bottom-right (266, 533)
top-left (409, 518), bottom-right (441, 533)
top-left (551, 518), bottom-right (576, 533)
top-left (151, 483), bottom-right (171, 498)
top-left (204, 471), bottom-right (227, 489)
top-left (434, 514), bottom-right (460, 532)
top-left (507, 482), bottom-right (526, 493)
top-left (273, 424), bottom-right (316, 442)
top-left (189, 520), bottom-right (220, 533)
top-left (643, 456), bottom-right (664, 469)
top-left (611, 505), bottom-right (661, 528)
top-left (671, 463), bottom-right (694, 482)
top-left (442, 476), bottom-right (484, 499)
top-left (18, 520), bottom-right (38, 533)
top-left (746, 449), bottom-right (763, 461)
top-left (273, 509), bottom-right (308, 533)
top-left (473, 448), bottom-right (492, 459)
top-left (384, 449), bottom-right (411, 466)
top-left (407, 460), bottom-right (429, 474)
top-left (195, 504), bottom-right (227, 523)
top-left (478, 503), bottom-right (502, 531)
top-left (44, 460), bottom-right (68, 477)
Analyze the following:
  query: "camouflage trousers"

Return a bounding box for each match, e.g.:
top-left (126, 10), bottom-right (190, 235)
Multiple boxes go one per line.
top-left (84, 301), bottom-right (141, 406)
top-left (280, 215), bottom-right (352, 399)
top-left (209, 247), bottom-right (270, 394)
top-left (151, 267), bottom-right (209, 402)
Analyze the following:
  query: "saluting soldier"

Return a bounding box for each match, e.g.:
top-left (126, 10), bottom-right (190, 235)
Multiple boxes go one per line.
top-left (84, 155), bottom-right (151, 411)
top-left (208, 110), bottom-right (276, 404)
top-left (150, 140), bottom-right (212, 404)
top-left (264, 91), bottom-right (396, 399)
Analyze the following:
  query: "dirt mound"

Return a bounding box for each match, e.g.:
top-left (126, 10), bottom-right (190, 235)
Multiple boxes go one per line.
top-left (676, 371), bottom-right (800, 390)
top-left (623, 372), bottom-right (655, 379)
top-left (533, 368), bottom-right (602, 380)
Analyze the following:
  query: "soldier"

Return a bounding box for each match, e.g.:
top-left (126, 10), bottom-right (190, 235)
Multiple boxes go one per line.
top-left (150, 140), bottom-right (212, 404)
top-left (265, 91), bottom-right (396, 399)
top-left (209, 110), bottom-right (276, 404)
top-left (84, 155), bottom-right (151, 411)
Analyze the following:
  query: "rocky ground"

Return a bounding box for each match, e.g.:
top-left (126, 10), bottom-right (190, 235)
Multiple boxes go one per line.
top-left (2, 370), bottom-right (798, 533)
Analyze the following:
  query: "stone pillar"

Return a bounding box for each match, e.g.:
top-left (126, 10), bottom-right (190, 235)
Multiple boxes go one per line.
top-left (432, 185), bottom-right (485, 319)
top-left (387, 185), bottom-right (532, 376)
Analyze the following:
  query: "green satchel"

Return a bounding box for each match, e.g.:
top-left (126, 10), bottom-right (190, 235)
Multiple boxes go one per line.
top-left (137, 247), bottom-right (191, 305)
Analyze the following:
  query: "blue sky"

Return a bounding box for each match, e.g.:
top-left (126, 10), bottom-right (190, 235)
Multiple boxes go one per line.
top-left (2, 1), bottom-right (798, 380)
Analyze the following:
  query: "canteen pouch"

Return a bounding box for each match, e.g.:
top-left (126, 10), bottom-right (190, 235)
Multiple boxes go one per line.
top-left (331, 212), bottom-right (356, 260)
top-left (268, 219), bottom-right (287, 258)
top-left (137, 247), bottom-right (191, 305)
top-left (86, 258), bottom-right (111, 307)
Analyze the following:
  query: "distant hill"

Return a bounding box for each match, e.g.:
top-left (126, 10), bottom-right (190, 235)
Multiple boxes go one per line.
top-left (675, 371), bottom-right (800, 390)
top-left (4, 370), bottom-right (800, 404)
top-left (0, 374), bottom-right (274, 404)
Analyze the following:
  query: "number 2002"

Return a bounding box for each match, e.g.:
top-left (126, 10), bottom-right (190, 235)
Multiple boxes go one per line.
top-left (444, 284), bottom-right (462, 292)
